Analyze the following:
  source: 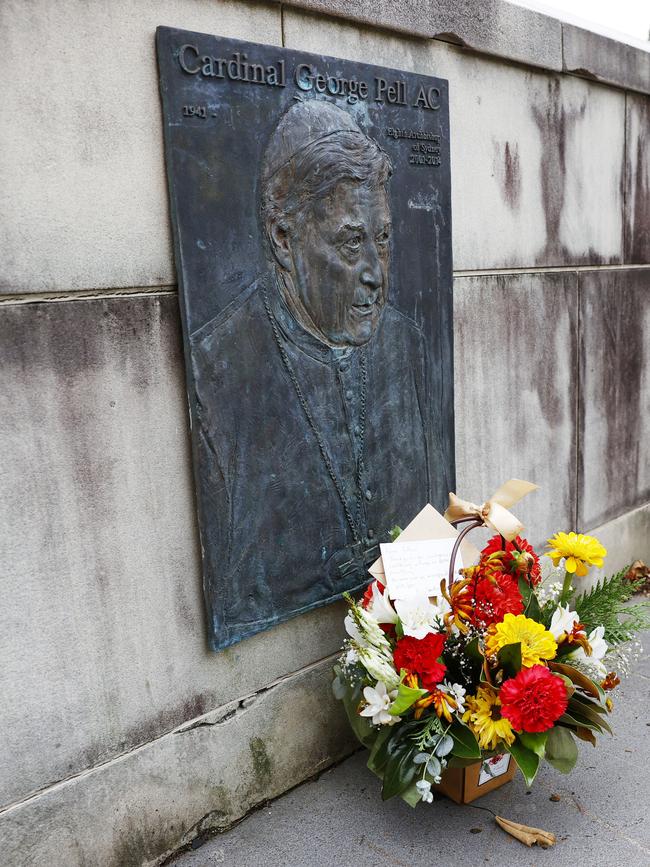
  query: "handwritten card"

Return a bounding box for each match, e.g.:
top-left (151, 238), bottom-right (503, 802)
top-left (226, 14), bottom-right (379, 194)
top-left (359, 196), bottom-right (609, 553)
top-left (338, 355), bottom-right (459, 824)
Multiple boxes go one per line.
top-left (379, 538), bottom-right (462, 600)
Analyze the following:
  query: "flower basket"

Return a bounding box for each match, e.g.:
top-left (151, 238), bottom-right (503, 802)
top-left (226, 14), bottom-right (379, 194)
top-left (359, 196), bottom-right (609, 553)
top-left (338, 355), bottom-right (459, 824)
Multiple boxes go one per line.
top-left (333, 490), bottom-right (649, 808)
top-left (434, 754), bottom-right (516, 804)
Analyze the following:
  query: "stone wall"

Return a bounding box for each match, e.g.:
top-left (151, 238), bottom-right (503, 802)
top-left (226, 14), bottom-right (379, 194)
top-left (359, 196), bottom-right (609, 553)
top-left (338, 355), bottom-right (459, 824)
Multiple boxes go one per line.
top-left (1, 1), bottom-right (648, 864)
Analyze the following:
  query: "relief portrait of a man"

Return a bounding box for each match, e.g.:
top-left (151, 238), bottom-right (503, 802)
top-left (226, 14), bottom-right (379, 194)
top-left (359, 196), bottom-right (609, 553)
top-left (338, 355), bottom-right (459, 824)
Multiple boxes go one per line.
top-left (191, 99), bottom-right (443, 649)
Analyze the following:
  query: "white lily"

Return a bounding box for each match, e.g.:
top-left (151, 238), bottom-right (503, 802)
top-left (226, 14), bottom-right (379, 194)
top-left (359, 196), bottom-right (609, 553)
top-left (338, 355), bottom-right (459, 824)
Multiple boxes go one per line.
top-left (568, 625), bottom-right (608, 678)
top-left (359, 681), bottom-right (400, 726)
top-left (395, 593), bottom-right (444, 639)
top-left (549, 604), bottom-right (581, 640)
top-left (367, 582), bottom-right (399, 625)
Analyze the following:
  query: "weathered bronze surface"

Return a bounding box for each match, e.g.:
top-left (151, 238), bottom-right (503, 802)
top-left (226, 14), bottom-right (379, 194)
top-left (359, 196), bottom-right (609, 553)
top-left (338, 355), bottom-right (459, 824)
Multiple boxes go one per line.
top-left (157, 27), bottom-right (455, 650)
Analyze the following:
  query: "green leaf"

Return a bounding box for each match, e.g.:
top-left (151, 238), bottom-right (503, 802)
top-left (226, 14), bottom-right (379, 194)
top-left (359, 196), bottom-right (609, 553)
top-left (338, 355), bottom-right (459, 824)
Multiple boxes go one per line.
top-left (506, 739), bottom-right (540, 788)
top-left (498, 642), bottom-right (522, 677)
top-left (382, 744), bottom-right (418, 800)
top-left (389, 525), bottom-right (403, 542)
top-left (567, 697), bottom-right (613, 734)
top-left (449, 721), bottom-right (481, 759)
top-left (389, 681), bottom-right (428, 715)
top-left (518, 576), bottom-right (533, 607)
top-left (465, 636), bottom-right (484, 664)
top-left (518, 730), bottom-right (549, 758)
top-left (545, 725), bottom-right (578, 773)
top-left (558, 712), bottom-right (603, 733)
top-left (399, 779), bottom-right (423, 808)
top-left (366, 726), bottom-right (394, 774)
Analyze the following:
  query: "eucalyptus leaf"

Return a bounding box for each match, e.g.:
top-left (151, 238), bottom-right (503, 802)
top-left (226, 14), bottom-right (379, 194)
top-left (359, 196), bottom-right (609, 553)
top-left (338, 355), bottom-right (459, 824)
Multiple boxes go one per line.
top-left (332, 674), bottom-right (346, 700)
top-left (545, 725), bottom-right (578, 773)
top-left (434, 734), bottom-right (454, 757)
top-left (413, 752), bottom-right (429, 765)
top-left (426, 756), bottom-right (442, 778)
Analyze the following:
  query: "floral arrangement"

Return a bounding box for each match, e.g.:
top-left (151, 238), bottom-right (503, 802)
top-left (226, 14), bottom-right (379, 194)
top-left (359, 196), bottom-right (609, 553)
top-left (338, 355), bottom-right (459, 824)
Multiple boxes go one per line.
top-left (334, 525), bottom-right (649, 806)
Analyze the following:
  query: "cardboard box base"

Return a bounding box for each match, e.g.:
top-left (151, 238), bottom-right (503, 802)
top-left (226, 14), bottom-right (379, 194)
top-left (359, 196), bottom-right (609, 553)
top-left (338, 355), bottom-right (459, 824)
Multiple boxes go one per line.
top-left (433, 755), bottom-right (516, 804)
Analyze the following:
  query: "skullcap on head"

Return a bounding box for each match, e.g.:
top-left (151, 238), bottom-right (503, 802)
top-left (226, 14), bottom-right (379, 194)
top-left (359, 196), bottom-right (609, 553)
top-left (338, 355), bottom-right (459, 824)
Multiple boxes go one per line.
top-left (262, 100), bottom-right (365, 182)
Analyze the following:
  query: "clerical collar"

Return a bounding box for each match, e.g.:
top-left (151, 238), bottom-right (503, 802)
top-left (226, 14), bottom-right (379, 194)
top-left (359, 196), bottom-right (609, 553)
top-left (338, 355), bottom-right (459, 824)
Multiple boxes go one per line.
top-left (265, 274), bottom-right (360, 365)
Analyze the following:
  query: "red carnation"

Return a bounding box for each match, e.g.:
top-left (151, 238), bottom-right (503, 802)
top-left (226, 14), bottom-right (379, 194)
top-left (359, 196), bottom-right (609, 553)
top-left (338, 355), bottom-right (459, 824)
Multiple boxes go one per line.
top-left (499, 665), bottom-right (568, 733)
top-left (393, 633), bottom-right (447, 691)
top-left (472, 573), bottom-right (524, 628)
top-left (481, 535), bottom-right (542, 586)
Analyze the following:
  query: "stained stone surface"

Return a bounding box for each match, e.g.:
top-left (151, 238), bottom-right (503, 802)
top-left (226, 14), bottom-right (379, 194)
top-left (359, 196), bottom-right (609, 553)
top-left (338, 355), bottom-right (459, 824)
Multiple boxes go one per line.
top-left (454, 271), bottom-right (579, 544)
top-left (0, 295), bottom-right (349, 809)
top-left (578, 268), bottom-right (650, 530)
top-left (284, 9), bottom-right (626, 271)
top-left (625, 95), bottom-right (650, 264)
top-left (0, 0), bottom-right (281, 294)
top-left (563, 23), bottom-right (650, 96)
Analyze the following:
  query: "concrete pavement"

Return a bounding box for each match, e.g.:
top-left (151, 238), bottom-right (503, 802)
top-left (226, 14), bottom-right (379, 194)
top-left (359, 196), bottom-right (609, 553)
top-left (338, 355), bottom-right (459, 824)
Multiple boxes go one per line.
top-left (170, 635), bottom-right (649, 867)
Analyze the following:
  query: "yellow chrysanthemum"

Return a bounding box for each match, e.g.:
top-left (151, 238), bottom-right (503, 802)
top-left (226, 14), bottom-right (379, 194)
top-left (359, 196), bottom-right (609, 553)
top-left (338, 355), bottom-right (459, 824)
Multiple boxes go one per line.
top-left (462, 684), bottom-right (515, 751)
top-left (485, 613), bottom-right (557, 667)
top-left (546, 531), bottom-right (607, 577)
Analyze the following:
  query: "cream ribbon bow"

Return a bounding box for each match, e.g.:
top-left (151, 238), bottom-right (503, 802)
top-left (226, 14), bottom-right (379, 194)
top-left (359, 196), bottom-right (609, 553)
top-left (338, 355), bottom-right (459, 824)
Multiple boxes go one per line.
top-left (443, 479), bottom-right (538, 541)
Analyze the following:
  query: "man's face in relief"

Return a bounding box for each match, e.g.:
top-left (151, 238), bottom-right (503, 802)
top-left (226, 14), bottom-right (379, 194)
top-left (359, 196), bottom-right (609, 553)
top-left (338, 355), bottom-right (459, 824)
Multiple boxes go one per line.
top-left (288, 180), bottom-right (391, 346)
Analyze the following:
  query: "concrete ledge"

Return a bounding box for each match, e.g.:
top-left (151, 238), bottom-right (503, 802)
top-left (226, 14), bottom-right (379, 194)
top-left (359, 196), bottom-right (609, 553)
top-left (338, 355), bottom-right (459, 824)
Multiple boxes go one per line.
top-left (282, 0), bottom-right (563, 71)
top-left (281, 0), bottom-right (650, 95)
top-left (563, 23), bottom-right (650, 96)
top-left (0, 658), bottom-right (356, 867)
top-left (587, 501), bottom-right (650, 580)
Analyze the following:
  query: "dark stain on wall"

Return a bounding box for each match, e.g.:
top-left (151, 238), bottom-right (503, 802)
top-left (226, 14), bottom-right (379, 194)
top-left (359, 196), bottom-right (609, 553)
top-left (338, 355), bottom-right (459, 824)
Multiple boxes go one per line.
top-left (578, 270), bottom-right (649, 527)
top-left (493, 140), bottom-right (522, 209)
top-left (625, 96), bottom-right (650, 263)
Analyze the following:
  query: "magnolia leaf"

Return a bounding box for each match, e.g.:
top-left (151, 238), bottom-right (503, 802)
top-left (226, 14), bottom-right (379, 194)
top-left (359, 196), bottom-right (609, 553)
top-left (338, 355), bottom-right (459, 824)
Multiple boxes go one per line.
top-left (389, 681), bottom-right (427, 715)
top-left (367, 726), bottom-right (395, 773)
top-left (495, 816), bottom-right (556, 848)
top-left (545, 725), bottom-right (578, 773)
top-left (518, 731), bottom-right (548, 758)
top-left (498, 642), bottom-right (522, 677)
top-left (549, 662), bottom-right (601, 699)
top-left (567, 697), bottom-right (613, 734)
top-left (571, 691), bottom-right (608, 715)
top-left (559, 712), bottom-right (603, 733)
top-left (450, 721), bottom-right (481, 759)
top-left (575, 726), bottom-right (597, 746)
top-left (382, 744), bottom-right (418, 801)
top-left (507, 739), bottom-right (540, 788)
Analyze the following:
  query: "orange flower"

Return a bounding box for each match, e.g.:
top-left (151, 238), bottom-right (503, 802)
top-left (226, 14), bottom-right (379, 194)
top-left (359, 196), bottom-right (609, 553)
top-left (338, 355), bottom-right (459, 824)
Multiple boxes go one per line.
top-left (413, 687), bottom-right (458, 722)
top-left (601, 672), bottom-right (620, 691)
top-left (440, 577), bottom-right (473, 634)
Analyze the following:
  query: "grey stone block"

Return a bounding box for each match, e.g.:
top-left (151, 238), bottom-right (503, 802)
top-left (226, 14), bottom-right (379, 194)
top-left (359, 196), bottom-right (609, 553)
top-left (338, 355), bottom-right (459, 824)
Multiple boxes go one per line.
top-left (0, 658), bottom-right (356, 867)
top-left (563, 23), bottom-right (650, 96)
top-left (283, 0), bottom-right (563, 71)
top-left (283, 10), bottom-right (625, 270)
top-left (625, 94), bottom-right (650, 264)
top-left (588, 502), bottom-right (650, 579)
top-left (0, 0), bottom-right (281, 294)
top-left (454, 272), bottom-right (578, 546)
top-left (578, 269), bottom-right (650, 529)
top-left (0, 294), bottom-right (348, 809)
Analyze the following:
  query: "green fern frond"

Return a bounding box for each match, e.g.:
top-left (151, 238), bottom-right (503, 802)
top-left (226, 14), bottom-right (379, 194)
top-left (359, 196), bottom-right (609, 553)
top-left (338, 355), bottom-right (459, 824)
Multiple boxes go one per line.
top-left (573, 567), bottom-right (650, 645)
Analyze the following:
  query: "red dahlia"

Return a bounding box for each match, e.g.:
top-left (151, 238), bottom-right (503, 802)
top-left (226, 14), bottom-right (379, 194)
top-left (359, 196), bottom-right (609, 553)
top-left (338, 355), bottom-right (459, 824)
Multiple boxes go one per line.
top-left (481, 534), bottom-right (542, 586)
top-left (499, 665), bottom-right (568, 733)
top-left (471, 573), bottom-right (524, 628)
top-left (393, 633), bottom-right (446, 691)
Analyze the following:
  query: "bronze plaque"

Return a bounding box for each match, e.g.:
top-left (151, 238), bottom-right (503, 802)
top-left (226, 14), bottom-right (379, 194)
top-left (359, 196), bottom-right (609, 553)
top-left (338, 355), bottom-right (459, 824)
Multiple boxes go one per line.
top-left (156, 27), bottom-right (455, 650)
